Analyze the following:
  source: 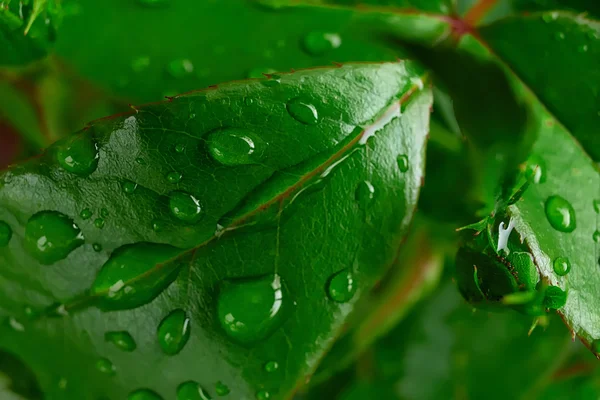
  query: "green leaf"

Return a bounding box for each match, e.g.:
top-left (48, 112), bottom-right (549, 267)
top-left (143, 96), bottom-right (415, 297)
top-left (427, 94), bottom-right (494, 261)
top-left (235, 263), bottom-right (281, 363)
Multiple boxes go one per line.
top-left (0, 62), bottom-right (431, 399)
top-left (0, 80), bottom-right (46, 150)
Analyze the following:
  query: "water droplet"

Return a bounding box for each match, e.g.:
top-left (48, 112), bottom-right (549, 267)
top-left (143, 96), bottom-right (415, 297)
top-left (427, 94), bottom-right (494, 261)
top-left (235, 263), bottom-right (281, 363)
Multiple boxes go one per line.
top-left (167, 59), bottom-right (194, 78)
top-left (128, 389), bottom-right (164, 400)
top-left (0, 221), bottom-right (12, 247)
top-left (105, 331), bottom-right (137, 352)
top-left (355, 181), bottom-right (375, 210)
top-left (303, 31), bottom-right (342, 55)
top-left (177, 381), bottom-right (211, 400)
top-left (152, 220), bottom-right (164, 232)
top-left (397, 154), bottom-right (409, 172)
top-left (56, 134), bottom-right (99, 176)
top-left (286, 98), bottom-right (319, 125)
top-left (260, 74), bottom-right (281, 87)
top-left (248, 67), bottom-right (277, 79)
top-left (167, 171), bottom-right (183, 184)
top-left (136, 0), bottom-right (169, 7)
top-left (96, 358), bottom-right (116, 376)
top-left (525, 155), bottom-right (546, 184)
top-left (207, 128), bottom-right (266, 166)
top-left (215, 382), bottom-right (230, 396)
top-left (24, 211), bottom-right (84, 264)
top-left (94, 218), bottom-right (105, 229)
top-left (594, 230), bottom-right (600, 243)
top-left (157, 309), bottom-right (191, 355)
top-left (555, 32), bottom-right (565, 40)
top-left (256, 390), bottom-right (270, 400)
top-left (542, 286), bottom-right (567, 309)
top-left (578, 44), bottom-right (589, 53)
top-left (594, 199), bottom-right (600, 213)
top-left (553, 257), bottom-right (571, 276)
top-left (80, 208), bottom-right (93, 219)
top-left (132, 56), bottom-right (151, 72)
top-left (91, 243), bottom-right (182, 310)
top-left (123, 180), bottom-right (138, 194)
top-left (542, 12), bottom-right (558, 22)
top-left (545, 195), bottom-right (576, 232)
top-left (217, 274), bottom-right (289, 344)
top-left (327, 269), bottom-right (356, 303)
top-left (135, 157), bottom-right (146, 165)
top-left (175, 143), bottom-right (186, 153)
top-left (169, 191), bottom-right (203, 222)
top-left (100, 208), bottom-right (109, 218)
top-left (93, 243), bottom-right (103, 252)
top-left (264, 361), bottom-right (278, 372)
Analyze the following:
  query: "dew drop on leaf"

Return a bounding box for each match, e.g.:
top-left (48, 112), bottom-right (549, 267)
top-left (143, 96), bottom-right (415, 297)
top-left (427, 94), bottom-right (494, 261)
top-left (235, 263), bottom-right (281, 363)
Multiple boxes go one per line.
top-left (256, 390), bottom-right (270, 400)
top-left (525, 155), bottom-right (546, 184)
top-left (555, 32), bottom-right (565, 40)
top-left (152, 220), bottom-right (164, 232)
top-left (553, 257), bottom-right (571, 276)
top-left (92, 243), bottom-right (102, 252)
top-left (286, 98), bottom-right (319, 125)
top-left (215, 382), bottom-right (230, 396)
top-left (217, 274), bottom-right (289, 344)
top-left (207, 128), bottom-right (265, 166)
top-left (169, 191), bottom-right (203, 222)
top-left (167, 171), bottom-right (183, 184)
top-left (593, 230), bottom-right (600, 243)
top-left (355, 181), bottom-right (375, 211)
top-left (105, 331), bottom-right (137, 352)
top-left (96, 358), bottom-right (116, 376)
top-left (175, 143), bottom-right (186, 153)
top-left (24, 211), bottom-right (84, 264)
top-left (167, 58), bottom-right (194, 78)
top-left (100, 208), bottom-right (109, 218)
top-left (94, 218), bottom-right (105, 229)
top-left (247, 67), bottom-right (277, 79)
top-left (55, 134), bottom-right (99, 176)
top-left (123, 180), bottom-right (138, 194)
top-left (327, 269), bottom-right (356, 303)
top-left (0, 221), bottom-right (12, 247)
top-left (80, 208), bottom-right (92, 219)
top-left (264, 360), bottom-right (278, 373)
top-left (128, 388), bottom-right (164, 400)
top-left (260, 74), bottom-right (281, 87)
top-left (176, 381), bottom-right (211, 400)
top-left (91, 243), bottom-right (182, 310)
top-left (542, 286), bottom-right (567, 309)
top-left (544, 195), bottom-right (576, 232)
top-left (397, 154), bottom-right (409, 172)
top-left (157, 309), bottom-right (191, 355)
top-left (302, 31), bottom-right (341, 55)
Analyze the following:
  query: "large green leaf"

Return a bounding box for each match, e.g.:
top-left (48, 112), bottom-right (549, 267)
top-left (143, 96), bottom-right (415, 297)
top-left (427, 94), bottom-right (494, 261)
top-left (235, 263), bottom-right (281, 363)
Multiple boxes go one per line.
top-left (0, 62), bottom-right (431, 399)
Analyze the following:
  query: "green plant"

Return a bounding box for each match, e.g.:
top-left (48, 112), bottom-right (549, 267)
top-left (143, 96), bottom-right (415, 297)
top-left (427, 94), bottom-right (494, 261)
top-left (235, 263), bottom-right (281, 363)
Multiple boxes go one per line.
top-left (0, 0), bottom-right (598, 399)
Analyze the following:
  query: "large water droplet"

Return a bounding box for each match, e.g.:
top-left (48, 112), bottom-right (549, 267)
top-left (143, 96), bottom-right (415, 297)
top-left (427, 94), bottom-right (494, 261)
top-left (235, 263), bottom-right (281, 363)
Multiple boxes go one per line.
top-left (167, 171), bottom-right (183, 184)
top-left (24, 211), bottom-right (84, 264)
top-left (80, 208), bottom-right (92, 220)
top-left (553, 257), bottom-right (571, 276)
top-left (0, 221), bottom-right (12, 247)
top-left (302, 31), bottom-right (341, 55)
top-left (355, 181), bottom-right (375, 211)
top-left (542, 286), bottom-right (567, 310)
top-left (545, 195), bottom-right (576, 232)
top-left (56, 134), bottom-right (99, 176)
top-left (215, 382), bottom-right (230, 396)
top-left (91, 243), bottom-right (182, 310)
top-left (217, 274), bottom-right (289, 344)
top-left (105, 331), bottom-right (137, 351)
top-left (157, 309), bottom-right (191, 355)
top-left (128, 389), bottom-right (164, 400)
top-left (177, 381), bottom-right (211, 400)
top-left (167, 59), bottom-right (194, 78)
top-left (93, 243), bottom-right (103, 252)
top-left (525, 155), bottom-right (546, 184)
top-left (264, 360), bottom-right (278, 373)
top-left (327, 269), bottom-right (356, 303)
top-left (256, 390), bottom-right (270, 400)
top-left (96, 358), bottom-right (116, 376)
top-left (207, 128), bottom-right (265, 166)
top-left (169, 191), bottom-right (203, 222)
top-left (286, 98), bottom-right (319, 125)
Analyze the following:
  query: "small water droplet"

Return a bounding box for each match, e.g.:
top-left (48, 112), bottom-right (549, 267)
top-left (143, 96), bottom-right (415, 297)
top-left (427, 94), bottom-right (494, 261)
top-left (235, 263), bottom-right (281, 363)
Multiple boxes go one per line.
top-left (525, 155), bottom-right (546, 183)
top-left (286, 98), bottom-right (319, 125)
top-left (542, 286), bottom-right (567, 309)
top-left (594, 230), bottom-right (600, 243)
top-left (302, 31), bottom-right (342, 55)
top-left (100, 208), bottom-right (109, 218)
top-left (128, 389), bottom-right (164, 400)
top-left (91, 243), bottom-right (182, 310)
top-left (397, 154), bottom-right (409, 172)
top-left (327, 269), bottom-right (356, 303)
top-left (25, 211), bottom-right (84, 264)
top-left (123, 180), bottom-right (138, 194)
top-left (594, 199), bottom-right (600, 213)
top-left (260, 74), bottom-right (281, 87)
top-left (96, 358), bottom-right (116, 376)
top-left (248, 67), bottom-right (277, 79)
top-left (94, 218), bottom-right (105, 229)
top-left (545, 195), bottom-right (576, 232)
top-left (152, 220), bottom-right (164, 232)
top-left (132, 56), bottom-right (151, 72)
top-left (0, 221), bottom-right (12, 247)
top-left (93, 243), bottom-right (103, 252)
top-left (105, 331), bottom-right (137, 351)
top-left (157, 309), bottom-right (191, 355)
top-left (169, 191), bottom-right (203, 222)
top-left (175, 143), bottom-right (186, 153)
top-left (207, 128), bottom-right (266, 166)
top-left (177, 381), bottom-right (211, 400)
top-left (167, 59), bottom-right (194, 78)
top-left (215, 382), bottom-right (230, 396)
top-left (264, 361), bottom-right (279, 373)
top-left (136, 0), bottom-right (169, 7)
top-left (80, 208), bottom-right (93, 219)
top-left (555, 32), bottom-right (565, 40)
top-left (256, 390), bottom-right (270, 400)
top-left (217, 274), bottom-right (289, 344)
top-left (167, 171), bottom-right (183, 184)
top-left (135, 157), bottom-right (146, 165)
top-left (355, 181), bottom-right (375, 211)
top-left (578, 44), bottom-right (589, 53)
top-left (553, 257), bottom-right (571, 276)
top-left (56, 134), bottom-right (99, 176)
